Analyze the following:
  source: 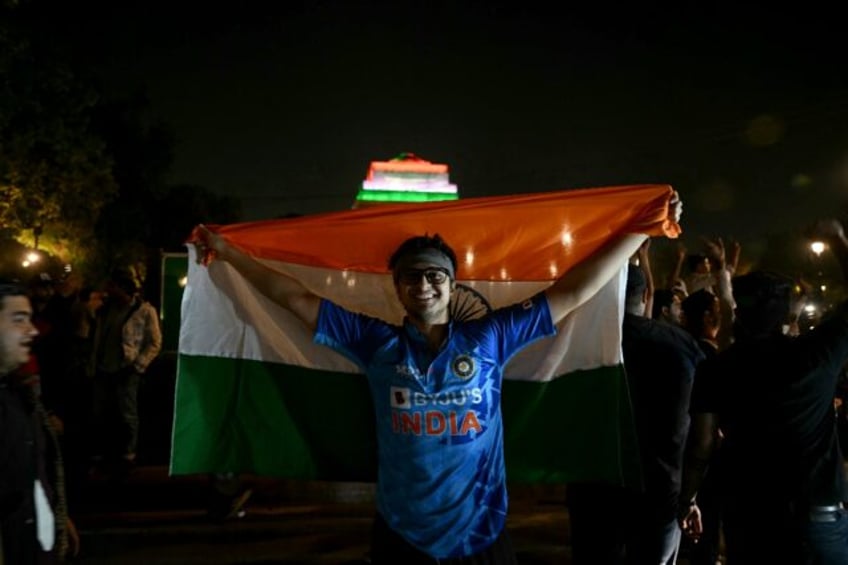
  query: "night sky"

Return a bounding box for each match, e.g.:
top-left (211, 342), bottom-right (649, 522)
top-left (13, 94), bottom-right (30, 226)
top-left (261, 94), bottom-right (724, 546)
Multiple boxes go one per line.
top-left (57, 2), bottom-right (848, 267)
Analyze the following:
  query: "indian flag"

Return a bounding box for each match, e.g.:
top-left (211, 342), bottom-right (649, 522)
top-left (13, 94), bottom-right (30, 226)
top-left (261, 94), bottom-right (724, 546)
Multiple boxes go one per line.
top-left (171, 184), bottom-right (679, 486)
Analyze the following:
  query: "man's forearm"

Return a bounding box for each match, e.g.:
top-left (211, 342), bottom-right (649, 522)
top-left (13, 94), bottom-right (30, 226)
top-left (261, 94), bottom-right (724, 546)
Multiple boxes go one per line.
top-left (680, 452), bottom-right (710, 506)
top-left (545, 233), bottom-right (647, 323)
top-left (680, 412), bottom-right (718, 505)
top-left (214, 238), bottom-right (321, 330)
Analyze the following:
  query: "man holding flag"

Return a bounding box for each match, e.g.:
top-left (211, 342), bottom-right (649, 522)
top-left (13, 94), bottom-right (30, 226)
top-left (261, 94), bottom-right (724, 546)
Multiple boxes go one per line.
top-left (189, 189), bottom-right (681, 563)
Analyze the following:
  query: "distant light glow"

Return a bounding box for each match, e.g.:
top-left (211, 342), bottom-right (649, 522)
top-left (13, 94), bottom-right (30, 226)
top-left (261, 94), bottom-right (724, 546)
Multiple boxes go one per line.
top-left (465, 250), bottom-right (475, 267)
top-left (821, 285), bottom-right (827, 292)
top-left (804, 304), bottom-right (817, 313)
top-left (178, 276), bottom-right (188, 288)
top-left (561, 231), bottom-right (573, 247)
top-left (549, 262), bottom-right (558, 278)
top-left (355, 153), bottom-right (459, 208)
top-left (500, 267), bottom-right (508, 280)
top-left (356, 190), bottom-right (458, 202)
top-left (362, 180), bottom-right (457, 193)
top-left (25, 251), bottom-right (40, 263)
top-left (811, 241), bottom-right (825, 256)
top-left (368, 156), bottom-right (448, 176)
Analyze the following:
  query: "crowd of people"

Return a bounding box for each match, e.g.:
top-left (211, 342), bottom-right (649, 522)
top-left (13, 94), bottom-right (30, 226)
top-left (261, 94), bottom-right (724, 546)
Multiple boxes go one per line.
top-left (566, 220), bottom-right (848, 565)
top-left (4, 189), bottom-right (848, 564)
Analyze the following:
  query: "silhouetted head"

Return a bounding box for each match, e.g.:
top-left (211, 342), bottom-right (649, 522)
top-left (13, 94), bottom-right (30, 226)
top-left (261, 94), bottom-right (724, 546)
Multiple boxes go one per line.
top-left (732, 270), bottom-right (794, 339)
top-left (652, 288), bottom-right (682, 323)
top-left (681, 288), bottom-right (721, 339)
top-left (687, 253), bottom-right (711, 274)
top-left (107, 270), bottom-right (139, 304)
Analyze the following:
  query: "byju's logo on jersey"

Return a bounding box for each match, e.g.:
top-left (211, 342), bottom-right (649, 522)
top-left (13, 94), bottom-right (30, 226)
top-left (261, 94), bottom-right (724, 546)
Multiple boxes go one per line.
top-left (390, 386), bottom-right (411, 409)
top-left (451, 354), bottom-right (476, 380)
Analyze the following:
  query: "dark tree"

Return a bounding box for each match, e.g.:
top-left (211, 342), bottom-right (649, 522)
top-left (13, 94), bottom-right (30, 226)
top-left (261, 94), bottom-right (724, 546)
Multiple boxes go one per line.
top-left (0, 1), bottom-right (117, 277)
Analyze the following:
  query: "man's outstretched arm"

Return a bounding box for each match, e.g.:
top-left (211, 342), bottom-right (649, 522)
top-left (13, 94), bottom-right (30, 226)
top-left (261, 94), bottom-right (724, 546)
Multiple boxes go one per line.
top-left (544, 191), bottom-right (682, 324)
top-left (191, 224), bottom-right (322, 331)
top-left (544, 233), bottom-right (648, 324)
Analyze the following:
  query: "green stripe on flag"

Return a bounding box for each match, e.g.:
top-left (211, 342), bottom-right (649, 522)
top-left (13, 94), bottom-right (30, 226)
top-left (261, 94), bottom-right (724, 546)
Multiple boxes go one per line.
top-left (502, 367), bottom-right (640, 487)
top-left (171, 355), bottom-right (377, 480)
top-left (172, 355), bottom-right (640, 488)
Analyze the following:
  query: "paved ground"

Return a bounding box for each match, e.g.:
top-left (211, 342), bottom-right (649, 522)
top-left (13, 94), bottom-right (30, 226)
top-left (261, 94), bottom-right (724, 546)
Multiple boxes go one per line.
top-left (71, 466), bottom-right (573, 564)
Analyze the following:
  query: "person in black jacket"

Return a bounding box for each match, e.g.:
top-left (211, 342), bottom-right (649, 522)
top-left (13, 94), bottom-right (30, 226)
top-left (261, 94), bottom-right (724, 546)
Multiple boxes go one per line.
top-left (567, 258), bottom-right (704, 564)
top-left (0, 278), bottom-right (76, 564)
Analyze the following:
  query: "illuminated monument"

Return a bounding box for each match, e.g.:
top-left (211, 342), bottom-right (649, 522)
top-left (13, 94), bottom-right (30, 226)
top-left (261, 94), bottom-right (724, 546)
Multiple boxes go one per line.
top-left (353, 152), bottom-right (459, 208)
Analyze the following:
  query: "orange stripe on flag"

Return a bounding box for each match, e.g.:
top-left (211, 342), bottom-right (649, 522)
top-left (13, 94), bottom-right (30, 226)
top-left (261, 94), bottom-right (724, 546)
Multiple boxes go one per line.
top-left (190, 184), bottom-right (678, 282)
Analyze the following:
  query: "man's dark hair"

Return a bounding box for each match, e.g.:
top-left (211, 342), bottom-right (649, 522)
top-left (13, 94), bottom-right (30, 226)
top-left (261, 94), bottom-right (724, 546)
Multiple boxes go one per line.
top-left (388, 234), bottom-right (458, 275)
top-left (0, 278), bottom-right (27, 306)
top-left (732, 270), bottom-right (794, 338)
top-left (652, 288), bottom-right (675, 319)
top-left (687, 253), bottom-right (708, 273)
top-left (681, 288), bottom-right (718, 331)
top-left (111, 270), bottom-right (139, 295)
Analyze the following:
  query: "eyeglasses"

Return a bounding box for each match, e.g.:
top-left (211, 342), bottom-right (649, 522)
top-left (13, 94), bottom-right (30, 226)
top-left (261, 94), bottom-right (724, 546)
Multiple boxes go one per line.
top-left (397, 268), bottom-right (450, 285)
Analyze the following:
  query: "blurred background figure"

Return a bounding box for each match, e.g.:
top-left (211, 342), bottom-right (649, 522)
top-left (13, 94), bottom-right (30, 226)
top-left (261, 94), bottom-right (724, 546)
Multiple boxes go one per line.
top-left (90, 270), bottom-right (161, 477)
top-left (681, 219), bottom-right (848, 564)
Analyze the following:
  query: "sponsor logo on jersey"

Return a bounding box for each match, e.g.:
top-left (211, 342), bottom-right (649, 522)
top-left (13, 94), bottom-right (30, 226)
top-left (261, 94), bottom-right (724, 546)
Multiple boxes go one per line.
top-left (391, 387), bottom-right (484, 409)
top-left (390, 386), bottom-right (411, 408)
top-left (391, 409), bottom-right (483, 437)
top-left (389, 386), bottom-right (485, 437)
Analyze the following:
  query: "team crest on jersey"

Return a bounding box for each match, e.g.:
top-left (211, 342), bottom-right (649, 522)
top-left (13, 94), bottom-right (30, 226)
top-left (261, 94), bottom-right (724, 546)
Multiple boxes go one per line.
top-left (451, 354), bottom-right (476, 380)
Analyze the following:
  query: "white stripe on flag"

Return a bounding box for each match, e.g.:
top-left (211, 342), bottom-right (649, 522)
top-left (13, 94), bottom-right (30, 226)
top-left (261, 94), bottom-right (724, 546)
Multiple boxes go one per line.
top-left (180, 247), bottom-right (625, 382)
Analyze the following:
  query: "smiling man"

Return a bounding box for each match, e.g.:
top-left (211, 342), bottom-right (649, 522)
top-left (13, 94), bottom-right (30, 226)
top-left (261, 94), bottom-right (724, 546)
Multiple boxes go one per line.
top-left (192, 192), bottom-right (681, 563)
top-left (0, 279), bottom-right (58, 564)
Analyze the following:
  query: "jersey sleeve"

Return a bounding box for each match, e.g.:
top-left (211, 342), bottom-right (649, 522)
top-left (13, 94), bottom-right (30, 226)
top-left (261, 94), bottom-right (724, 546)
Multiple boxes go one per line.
top-left (480, 292), bottom-right (557, 364)
top-left (313, 299), bottom-right (395, 370)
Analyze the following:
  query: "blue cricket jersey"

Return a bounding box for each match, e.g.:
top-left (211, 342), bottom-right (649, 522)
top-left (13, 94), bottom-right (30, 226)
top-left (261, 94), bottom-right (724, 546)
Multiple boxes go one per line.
top-left (314, 293), bottom-right (556, 558)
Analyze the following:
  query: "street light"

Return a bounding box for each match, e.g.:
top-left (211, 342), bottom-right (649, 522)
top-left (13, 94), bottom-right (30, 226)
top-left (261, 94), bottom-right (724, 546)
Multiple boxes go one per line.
top-left (811, 241), bottom-right (826, 256)
top-left (22, 250), bottom-right (41, 268)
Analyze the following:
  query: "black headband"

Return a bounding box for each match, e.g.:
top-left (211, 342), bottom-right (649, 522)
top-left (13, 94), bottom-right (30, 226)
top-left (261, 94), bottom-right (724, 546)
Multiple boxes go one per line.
top-left (393, 248), bottom-right (456, 280)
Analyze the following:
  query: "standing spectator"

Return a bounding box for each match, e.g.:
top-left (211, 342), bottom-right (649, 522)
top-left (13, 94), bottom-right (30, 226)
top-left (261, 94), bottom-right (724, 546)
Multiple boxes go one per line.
top-left (0, 278), bottom-right (78, 564)
top-left (621, 263), bottom-right (704, 564)
top-left (62, 286), bottom-right (103, 509)
top-left (90, 270), bottom-right (162, 475)
top-left (680, 219), bottom-right (848, 564)
top-left (679, 288), bottom-right (726, 565)
top-left (567, 260), bottom-right (703, 564)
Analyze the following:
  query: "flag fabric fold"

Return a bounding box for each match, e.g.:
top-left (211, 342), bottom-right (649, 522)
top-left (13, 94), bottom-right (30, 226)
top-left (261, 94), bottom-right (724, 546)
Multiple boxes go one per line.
top-left (171, 184), bottom-right (678, 485)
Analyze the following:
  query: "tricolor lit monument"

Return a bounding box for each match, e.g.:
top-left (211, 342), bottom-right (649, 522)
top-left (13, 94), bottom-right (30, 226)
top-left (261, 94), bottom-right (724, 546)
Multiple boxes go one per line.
top-left (353, 152), bottom-right (459, 208)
